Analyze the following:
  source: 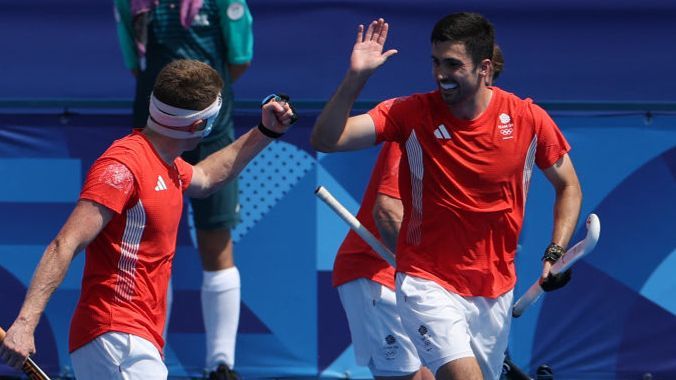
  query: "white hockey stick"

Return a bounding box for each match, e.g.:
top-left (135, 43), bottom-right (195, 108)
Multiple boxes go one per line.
top-left (512, 213), bottom-right (601, 317)
top-left (315, 186), bottom-right (396, 267)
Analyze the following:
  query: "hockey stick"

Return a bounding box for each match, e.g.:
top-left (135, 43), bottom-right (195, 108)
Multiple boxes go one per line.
top-left (315, 186), bottom-right (396, 267)
top-left (512, 213), bottom-right (601, 317)
top-left (0, 326), bottom-right (51, 380)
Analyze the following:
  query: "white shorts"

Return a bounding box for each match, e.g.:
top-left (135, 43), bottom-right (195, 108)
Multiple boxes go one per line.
top-left (395, 273), bottom-right (512, 380)
top-left (338, 278), bottom-right (422, 376)
top-left (70, 332), bottom-right (168, 380)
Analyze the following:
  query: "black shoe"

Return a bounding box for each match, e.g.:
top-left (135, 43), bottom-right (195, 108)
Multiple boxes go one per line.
top-left (208, 364), bottom-right (240, 380)
top-left (502, 357), bottom-right (532, 380)
top-left (501, 360), bottom-right (512, 377)
top-left (536, 364), bottom-right (554, 380)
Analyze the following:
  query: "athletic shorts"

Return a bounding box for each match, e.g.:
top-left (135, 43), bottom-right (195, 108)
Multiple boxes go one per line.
top-left (338, 278), bottom-right (422, 377)
top-left (395, 273), bottom-right (512, 380)
top-left (182, 136), bottom-right (241, 230)
top-left (70, 332), bottom-right (167, 380)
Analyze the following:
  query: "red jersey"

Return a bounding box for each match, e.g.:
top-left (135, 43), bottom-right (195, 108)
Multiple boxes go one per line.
top-left (370, 87), bottom-right (570, 297)
top-left (69, 131), bottom-right (193, 353)
top-left (332, 142), bottom-right (402, 289)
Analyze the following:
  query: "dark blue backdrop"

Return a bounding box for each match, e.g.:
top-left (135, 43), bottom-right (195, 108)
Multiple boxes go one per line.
top-left (1, 0), bottom-right (676, 102)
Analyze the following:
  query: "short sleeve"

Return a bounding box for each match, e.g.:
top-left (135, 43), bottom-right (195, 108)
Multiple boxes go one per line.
top-left (174, 157), bottom-right (194, 192)
top-left (80, 159), bottom-right (136, 214)
top-left (368, 97), bottom-right (412, 144)
top-left (530, 103), bottom-right (571, 169)
top-left (376, 142), bottom-right (402, 200)
top-left (219, 0), bottom-right (254, 64)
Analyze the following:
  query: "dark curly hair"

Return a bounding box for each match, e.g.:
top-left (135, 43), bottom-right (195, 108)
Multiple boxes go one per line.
top-left (431, 12), bottom-right (495, 68)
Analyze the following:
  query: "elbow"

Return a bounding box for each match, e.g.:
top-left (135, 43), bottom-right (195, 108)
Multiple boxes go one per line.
top-left (312, 142), bottom-right (334, 153)
top-left (372, 198), bottom-right (402, 226)
top-left (49, 235), bottom-right (81, 261)
top-left (372, 202), bottom-right (388, 225)
top-left (310, 131), bottom-right (337, 153)
top-left (559, 182), bottom-right (582, 199)
top-left (570, 180), bottom-right (583, 202)
top-left (193, 178), bottom-right (218, 199)
top-left (556, 181), bottom-right (583, 210)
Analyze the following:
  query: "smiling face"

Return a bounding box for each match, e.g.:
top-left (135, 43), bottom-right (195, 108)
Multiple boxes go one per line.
top-left (432, 41), bottom-right (490, 107)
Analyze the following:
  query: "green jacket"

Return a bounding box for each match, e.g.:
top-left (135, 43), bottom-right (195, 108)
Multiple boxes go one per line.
top-left (113, 0), bottom-right (253, 71)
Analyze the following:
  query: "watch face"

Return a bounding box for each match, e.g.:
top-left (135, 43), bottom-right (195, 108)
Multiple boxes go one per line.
top-left (261, 94), bottom-right (278, 106)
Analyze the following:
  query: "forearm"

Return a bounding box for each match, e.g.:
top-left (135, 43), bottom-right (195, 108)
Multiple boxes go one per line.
top-left (192, 127), bottom-right (273, 197)
top-left (550, 183), bottom-right (582, 249)
top-left (228, 62), bottom-right (250, 83)
top-left (311, 70), bottom-right (370, 152)
top-left (373, 194), bottom-right (403, 253)
top-left (374, 217), bottom-right (400, 253)
top-left (15, 240), bottom-right (76, 332)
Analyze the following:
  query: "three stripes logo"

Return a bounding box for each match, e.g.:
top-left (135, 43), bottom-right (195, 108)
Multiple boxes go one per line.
top-left (433, 124), bottom-right (451, 140)
top-left (155, 175), bottom-right (168, 191)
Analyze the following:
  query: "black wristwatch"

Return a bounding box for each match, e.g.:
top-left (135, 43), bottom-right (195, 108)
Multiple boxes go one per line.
top-left (542, 242), bottom-right (566, 263)
top-left (257, 121), bottom-right (284, 139)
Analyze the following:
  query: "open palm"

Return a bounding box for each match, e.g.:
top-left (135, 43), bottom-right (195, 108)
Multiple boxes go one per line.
top-left (350, 19), bottom-right (398, 74)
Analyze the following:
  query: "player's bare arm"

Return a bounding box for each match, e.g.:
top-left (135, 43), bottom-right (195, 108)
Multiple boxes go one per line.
top-left (187, 99), bottom-right (294, 198)
top-left (372, 193), bottom-right (403, 253)
top-left (311, 19), bottom-right (398, 152)
top-left (0, 200), bottom-right (112, 369)
top-left (541, 153), bottom-right (583, 280)
top-left (229, 62), bottom-right (251, 83)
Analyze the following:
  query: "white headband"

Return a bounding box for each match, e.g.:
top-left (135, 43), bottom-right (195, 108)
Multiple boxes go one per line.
top-left (146, 92), bottom-right (222, 139)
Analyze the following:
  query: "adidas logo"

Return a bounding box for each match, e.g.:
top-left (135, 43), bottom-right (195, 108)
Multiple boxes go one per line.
top-left (155, 175), bottom-right (167, 191)
top-left (433, 124), bottom-right (451, 140)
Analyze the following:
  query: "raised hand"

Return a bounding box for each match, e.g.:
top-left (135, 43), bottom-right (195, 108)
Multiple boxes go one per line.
top-left (350, 19), bottom-right (398, 75)
top-left (261, 97), bottom-right (296, 135)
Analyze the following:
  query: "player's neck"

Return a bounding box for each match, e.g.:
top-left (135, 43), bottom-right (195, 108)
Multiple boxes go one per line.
top-left (143, 128), bottom-right (183, 164)
top-left (449, 86), bottom-right (493, 121)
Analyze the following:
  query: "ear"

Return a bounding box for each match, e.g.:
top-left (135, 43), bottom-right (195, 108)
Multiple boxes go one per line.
top-left (480, 58), bottom-right (492, 76)
top-left (481, 59), bottom-right (493, 85)
top-left (188, 119), bottom-right (205, 132)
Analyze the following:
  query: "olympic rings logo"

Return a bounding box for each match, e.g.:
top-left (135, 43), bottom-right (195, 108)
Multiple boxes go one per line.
top-left (500, 128), bottom-right (513, 135)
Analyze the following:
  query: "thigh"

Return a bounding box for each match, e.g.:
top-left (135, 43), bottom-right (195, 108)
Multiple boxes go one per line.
top-left (189, 181), bottom-right (240, 230)
top-left (120, 334), bottom-right (168, 380)
top-left (395, 274), bottom-right (475, 376)
top-left (338, 279), bottom-right (421, 376)
top-left (71, 332), bottom-right (128, 380)
top-left (467, 290), bottom-right (513, 380)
